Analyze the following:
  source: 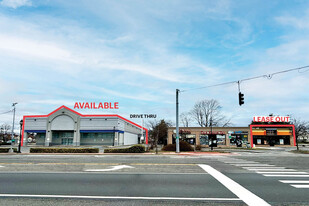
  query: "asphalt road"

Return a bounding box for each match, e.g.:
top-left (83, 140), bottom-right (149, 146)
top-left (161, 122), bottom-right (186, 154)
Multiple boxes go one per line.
top-left (0, 148), bottom-right (308, 205)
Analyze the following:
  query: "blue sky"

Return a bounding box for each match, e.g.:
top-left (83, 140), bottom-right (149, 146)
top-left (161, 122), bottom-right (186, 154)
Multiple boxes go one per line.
top-left (0, 0), bottom-right (309, 130)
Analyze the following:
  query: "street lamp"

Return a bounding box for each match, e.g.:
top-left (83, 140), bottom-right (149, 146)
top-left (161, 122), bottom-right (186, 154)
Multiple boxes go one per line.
top-left (210, 116), bottom-right (213, 151)
top-left (18, 120), bottom-right (23, 153)
top-left (9, 103), bottom-right (17, 153)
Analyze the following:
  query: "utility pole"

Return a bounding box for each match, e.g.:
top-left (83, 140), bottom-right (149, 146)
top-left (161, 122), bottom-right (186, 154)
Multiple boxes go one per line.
top-left (176, 89), bottom-right (180, 153)
top-left (9, 103), bottom-right (17, 153)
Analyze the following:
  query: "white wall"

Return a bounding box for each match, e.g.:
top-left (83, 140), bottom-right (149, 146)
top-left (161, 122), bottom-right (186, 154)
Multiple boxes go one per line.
top-left (124, 132), bottom-right (138, 145)
top-left (118, 133), bottom-right (124, 145)
top-left (24, 117), bottom-right (47, 130)
top-left (51, 115), bottom-right (75, 130)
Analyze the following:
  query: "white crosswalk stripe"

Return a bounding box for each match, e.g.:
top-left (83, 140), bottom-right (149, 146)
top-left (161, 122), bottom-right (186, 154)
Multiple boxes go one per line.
top-left (242, 167), bottom-right (287, 170)
top-left (256, 171), bottom-right (308, 174)
top-left (221, 158), bottom-right (309, 189)
top-left (263, 174), bottom-right (309, 177)
top-left (290, 185), bottom-right (309, 188)
top-left (231, 164), bottom-right (274, 167)
top-left (279, 180), bottom-right (309, 184)
top-left (246, 168), bottom-right (296, 171)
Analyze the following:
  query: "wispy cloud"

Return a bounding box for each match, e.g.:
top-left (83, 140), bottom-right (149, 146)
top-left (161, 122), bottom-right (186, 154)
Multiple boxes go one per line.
top-left (0, 0), bottom-right (31, 9)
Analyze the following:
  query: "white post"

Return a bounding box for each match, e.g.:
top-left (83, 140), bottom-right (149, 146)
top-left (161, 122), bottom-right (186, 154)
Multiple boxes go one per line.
top-left (141, 117), bottom-right (144, 142)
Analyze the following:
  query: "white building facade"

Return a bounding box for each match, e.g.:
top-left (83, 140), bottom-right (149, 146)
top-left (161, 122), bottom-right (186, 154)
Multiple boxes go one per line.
top-left (21, 106), bottom-right (148, 147)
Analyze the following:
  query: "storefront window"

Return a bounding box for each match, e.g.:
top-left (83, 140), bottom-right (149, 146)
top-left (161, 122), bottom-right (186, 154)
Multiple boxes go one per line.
top-left (217, 135), bottom-right (226, 145)
top-left (200, 135), bottom-right (209, 145)
top-left (184, 134), bottom-right (196, 145)
top-left (80, 132), bottom-right (114, 145)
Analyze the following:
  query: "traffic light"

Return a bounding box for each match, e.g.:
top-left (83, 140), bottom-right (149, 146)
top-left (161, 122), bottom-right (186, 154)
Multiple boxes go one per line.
top-left (238, 92), bottom-right (244, 106)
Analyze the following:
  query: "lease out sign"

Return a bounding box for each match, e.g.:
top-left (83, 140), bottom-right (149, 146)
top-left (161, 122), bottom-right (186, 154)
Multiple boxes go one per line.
top-left (253, 116), bottom-right (290, 122)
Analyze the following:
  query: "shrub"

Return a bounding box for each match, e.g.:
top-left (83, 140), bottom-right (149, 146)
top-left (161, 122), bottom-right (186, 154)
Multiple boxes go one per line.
top-left (104, 144), bottom-right (145, 153)
top-left (162, 141), bottom-right (193, 151)
top-left (0, 148), bottom-right (18, 153)
top-left (0, 142), bottom-right (11, 146)
top-left (30, 148), bottom-right (99, 153)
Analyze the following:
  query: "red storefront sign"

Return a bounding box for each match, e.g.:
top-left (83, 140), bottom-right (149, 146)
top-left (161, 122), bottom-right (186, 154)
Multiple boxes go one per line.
top-left (201, 131), bottom-right (225, 135)
top-left (180, 129), bottom-right (191, 134)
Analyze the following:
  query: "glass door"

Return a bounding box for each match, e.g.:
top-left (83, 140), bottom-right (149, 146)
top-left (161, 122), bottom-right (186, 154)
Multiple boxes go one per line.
top-left (60, 131), bottom-right (74, 145)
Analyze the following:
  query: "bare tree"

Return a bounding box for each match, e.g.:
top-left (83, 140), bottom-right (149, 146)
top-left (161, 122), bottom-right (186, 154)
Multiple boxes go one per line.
top-left (190, 99), bottom-right (231, 127)
top-left (0, 124), bottom-right (11, 142)
top-left (180, 112), bottom-right (191, 127)
top-left (290, 117), bottom-right (309, 150)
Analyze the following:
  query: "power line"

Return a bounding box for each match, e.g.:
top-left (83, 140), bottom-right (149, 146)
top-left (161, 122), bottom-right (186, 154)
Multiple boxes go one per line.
top-left (181, 65), bottom-right (309, 92)
top-left (0, 110), bottom-right (12, 115)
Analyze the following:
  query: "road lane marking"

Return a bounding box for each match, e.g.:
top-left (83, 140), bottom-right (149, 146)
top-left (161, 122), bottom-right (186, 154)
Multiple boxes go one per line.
top-left (280, 180), bottom-right (309, 184)
top-left (0, 163), bottom-right (196, 166)
top-left (263, 175), bottom-right (309, 177)
top-left (257, 171), bottom-right (307, 174)
top-left (246, 168), bottom-right (296, 171)
top-left (0, 172), bottom-right (208, 175)
top-left (85, 165), bottom-right (134, 172)
top-left (0, 194), bottom-right (241, 201)
top-left (290, 185), bottom-right (309, 188)
top-left (0, 165), bottom-right (4, 167)
top-left (198, 164), bottom-right (270, 206)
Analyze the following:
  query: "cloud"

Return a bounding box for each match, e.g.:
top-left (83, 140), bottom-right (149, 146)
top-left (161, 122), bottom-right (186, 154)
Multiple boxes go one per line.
top-left (0, 34), bottom-right (81, 64)
top-left (1, 0), bottom-right (309, 127)
top-left (275, 10), bottom-right (309, 29)
top-left (0, 0), bottom-right (31, 9)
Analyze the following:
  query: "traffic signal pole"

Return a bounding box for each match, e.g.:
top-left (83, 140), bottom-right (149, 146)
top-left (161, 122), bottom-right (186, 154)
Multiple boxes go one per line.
top-left (176, 89), bottom-right (180, 153)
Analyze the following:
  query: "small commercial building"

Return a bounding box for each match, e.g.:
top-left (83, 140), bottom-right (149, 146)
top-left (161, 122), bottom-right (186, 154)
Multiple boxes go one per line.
top-left (167, 127), bottom-right (250, 147)
top-left (21, 106), bottom-right (148, 147)
top-left (250, 116), bottom-right (296, 147)
top-left (168, 116), bottom-right (296, 147)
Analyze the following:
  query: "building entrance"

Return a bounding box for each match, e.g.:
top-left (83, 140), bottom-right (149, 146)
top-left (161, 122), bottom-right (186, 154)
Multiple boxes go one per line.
top-left (52, 131), bottom-right (74, 145)
top-left (61, 138), bottom-right (73, 145)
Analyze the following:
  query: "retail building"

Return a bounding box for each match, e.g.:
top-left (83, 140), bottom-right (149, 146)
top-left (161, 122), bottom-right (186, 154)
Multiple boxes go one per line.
top-left (22, 106), bottom-right (148, 146)
top-left (168, 116), bottom-right (295, 147)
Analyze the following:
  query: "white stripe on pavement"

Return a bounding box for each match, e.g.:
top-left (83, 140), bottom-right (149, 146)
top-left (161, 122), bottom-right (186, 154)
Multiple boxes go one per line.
top-left (198, 164), bottom-right (270, 206)
top-left (257, 171), bottom-right (307, 174)
top-left (223, 161), bottom-right (257, 164)
top-left (242, 167), bottom-right (286, 169)
top-left (290, 185), bottom-right (309, 188)
top-left (231, 164), bottom-right (274, 167)
top-left (246, 169), bottom-right (296, 171)
top-left (280, 180), bottom-right (309, 184)
top-left (0, 194), bottom-right (241, 201)
top-left (263, 175), bottom-right (309, 177)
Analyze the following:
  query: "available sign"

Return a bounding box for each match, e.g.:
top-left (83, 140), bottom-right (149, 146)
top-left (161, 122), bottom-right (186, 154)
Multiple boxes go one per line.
top-left (74, 102), bottom-right (119, 109)
top-left (253, 116), bottom-right (290, 123)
